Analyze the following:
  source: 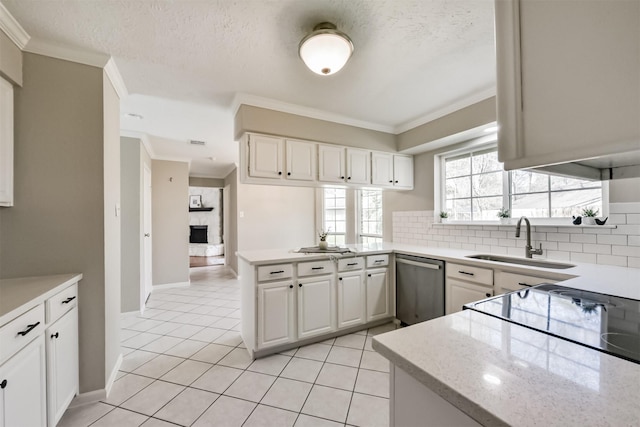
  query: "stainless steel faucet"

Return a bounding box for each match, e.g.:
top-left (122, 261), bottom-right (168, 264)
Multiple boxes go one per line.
top-left (515, 216), bottom-right (543, 258)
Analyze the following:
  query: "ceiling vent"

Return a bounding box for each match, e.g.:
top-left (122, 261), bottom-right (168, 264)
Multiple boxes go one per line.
top-left (190, 140), bottom-right (206, 146)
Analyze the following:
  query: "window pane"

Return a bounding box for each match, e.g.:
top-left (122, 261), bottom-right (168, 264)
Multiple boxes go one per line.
top-left (550, 176), bottom-right (601, 191)
top-left (472, 171), bottom-right (503, 197)
top-left (450, 199), bottom-right (471, 221)
top-left (512, 193), bottom-right (549, 218)
top-left (512, 170), bottom-right (549, 194)
top-left (446, 176), bottom-right (471, 199)
top-left (445, 156), bottom-right (471, 178)
top-left (472, 150), bottom-right (501, 174)
top-left (359, 189), bottom-right (383, 243)
top-left (551, 189), bottom-right (602, 217)
top-left (324, 188), bottom-right (346, 243)
top-left (473, 196), bottom-right (504, 220)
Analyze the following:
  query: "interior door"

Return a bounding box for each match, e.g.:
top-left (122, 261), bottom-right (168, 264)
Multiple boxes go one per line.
top-left (142, 165), bottom-right (153, 310)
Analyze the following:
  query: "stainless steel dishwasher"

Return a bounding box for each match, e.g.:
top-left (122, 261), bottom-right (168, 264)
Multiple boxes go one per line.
top-left (396, 254), bottom-right (445, 325)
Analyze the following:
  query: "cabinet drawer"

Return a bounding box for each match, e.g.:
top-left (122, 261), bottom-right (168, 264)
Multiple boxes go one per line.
top-left (338, 257), bottom-right (364, 271)
top-left (0, 304), bottom-right (45, 364)
top-left (447, 263), bottom-right (493, 286)
top-left (47, 283), bottom-right (78, 324)
top-left (366, 254), bottom-right (389, 268)
top-left (257, 264), bottom-right (293, 282)
top-left (298, 260), bottom-right (334, 277)
top-left (495, 271), bottom-right (556, 294)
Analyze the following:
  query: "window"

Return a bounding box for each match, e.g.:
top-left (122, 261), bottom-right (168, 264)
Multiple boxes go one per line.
top-left (442, 146), bottom-right (602, 220)
top-left (322, 188), bottom-right (346, 245)
top-left (321, 188), bottom-right (383, 245)
top-left (359, 189), bottom-right (383, 244)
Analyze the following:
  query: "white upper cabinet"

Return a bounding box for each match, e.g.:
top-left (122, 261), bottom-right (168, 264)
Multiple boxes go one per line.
top-left (393, 155), bottom-right (414, 189)
top-left (285, 139), bottom-right (316, 181)
top-left (371, 152), bottom-right (394, 187)
top-left (248, 134), bottom-right (284, 179)
top-left (318, 144), bottom-right (346, 183)
top-left (495, 0), bottom-right (640, 170)
top-left (0, 76), bottom-right (14, 207)
top-left (346, 148), bottom-right (370, 185)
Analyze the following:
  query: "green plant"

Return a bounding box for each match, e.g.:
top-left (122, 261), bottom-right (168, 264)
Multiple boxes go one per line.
top-left (439, 211), bottom-right (449, 219)
top-left (497, 207), bottom-right (510, 218)
top-left (582, 207), bottom-right (599, 217)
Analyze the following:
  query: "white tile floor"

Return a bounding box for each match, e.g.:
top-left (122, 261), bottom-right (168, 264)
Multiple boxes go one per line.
top-left (60, 266), bottom-right (396, 427)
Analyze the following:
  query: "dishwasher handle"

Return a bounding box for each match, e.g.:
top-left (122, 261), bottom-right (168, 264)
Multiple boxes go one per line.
top-left (396, 258), bottom-right (441, 270)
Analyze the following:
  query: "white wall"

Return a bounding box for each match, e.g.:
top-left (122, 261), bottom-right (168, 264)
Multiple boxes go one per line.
top-left (238, 183), bottom-right (316, 251)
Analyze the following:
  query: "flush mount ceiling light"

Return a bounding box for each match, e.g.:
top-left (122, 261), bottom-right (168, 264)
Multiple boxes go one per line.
top-left (299, 22), bottom-right (353, 76)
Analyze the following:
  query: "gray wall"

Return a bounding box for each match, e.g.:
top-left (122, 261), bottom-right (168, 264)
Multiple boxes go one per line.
top-left (0, 53), bottom-right (114, 393)
top-left (609, 178), bottom-right (640, 203)
top-left (152, 160), bottom-right (189, 286)
top-left (120, 137), bottom-right (142, 313)
top-left (0, 30), bottom-right (22, 86)
top-left (224, 168), bottom-right (238, 274)
top-left (235, 105), bottom-right (396, 152)
top-left (102, 73), bottom-right (121, 386)
top-left (189, 177), bottom-right (224, 188)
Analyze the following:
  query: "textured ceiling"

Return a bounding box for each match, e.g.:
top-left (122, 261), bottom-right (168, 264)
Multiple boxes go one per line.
top-left (3, 0), bottom-right (496, 177)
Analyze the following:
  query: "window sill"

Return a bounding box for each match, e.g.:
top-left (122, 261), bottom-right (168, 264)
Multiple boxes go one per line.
top-left (434, 221), bottom-right (617, 229)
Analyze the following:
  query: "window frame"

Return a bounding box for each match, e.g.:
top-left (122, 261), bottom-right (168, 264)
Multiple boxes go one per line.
top-left (357, 188), bottom-right (383, 244)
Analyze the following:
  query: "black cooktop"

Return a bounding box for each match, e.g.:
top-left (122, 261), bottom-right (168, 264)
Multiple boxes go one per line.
top-left (464, 284), bottom-right (640, 364)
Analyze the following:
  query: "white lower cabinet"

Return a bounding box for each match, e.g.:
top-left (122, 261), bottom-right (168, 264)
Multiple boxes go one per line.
top-left (366, 268), bottom-right (390, 322)
top-left (446, 279), bottom-right (493, 314)
top-left (297, 276), bottom-right (335, 339)
top-left (337, 272), bottom-right (365, 329)
top-left (46, 307), bottom-right (79, 427)
top-left (257, 281), bottom-right (295, 349)
top-left (0, 336), bottom-right (47, 427)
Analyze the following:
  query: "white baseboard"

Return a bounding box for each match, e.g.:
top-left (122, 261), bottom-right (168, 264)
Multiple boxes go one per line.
top-left (153, 281), bottom-right (190, 290)
top-left (68, 389), bottom-right (106, 408)
top-left (121, 310), bottom-right (141, 318)
top-left (227, 267), bottom-right (238, 278)
top-left (105, 352), bottom-right (123, 398)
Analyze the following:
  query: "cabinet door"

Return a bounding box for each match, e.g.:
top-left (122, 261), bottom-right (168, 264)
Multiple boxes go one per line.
top-left (318, 145), bottom-right (345, 183)
top-left (346, 148), bottom-right (370, 185)
top-left (371, 152), bottom-right (393, 187)
top-left (366, 268), bottom-right (390, 322)
top-left (0, 336), bottom-right (46, 427)
top-left (0, 77), bottom-right (13, 207)
top-left (285, 140), bottom-right (316, 181)
top-left (258, 281), bottom-right (295, 349)
top-left (298, 276), bottom-right (335, 339)
top-left (393, 155), bottom-right (414, 189)
top-left (249, 134), bottom-right (283, 179)
top-left (446, 279), bottom-right (492, 315)
top-left (47, 307), bottom-right (79, 427)
top-left (337, 272), bottom-right (365, 329)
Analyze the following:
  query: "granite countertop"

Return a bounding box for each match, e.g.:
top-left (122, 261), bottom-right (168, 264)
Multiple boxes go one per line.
top-left (373, 310), bottom-right (640, 426)
top-left (0, 273), bottom-right (83, 325)
top-left (237, 243), bottom-right (640, 299)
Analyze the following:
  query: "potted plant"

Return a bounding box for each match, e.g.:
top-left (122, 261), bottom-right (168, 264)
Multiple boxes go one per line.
top-left (581, 207), bottom-right (599, 225)
top-left (318, 228), bottom-right (330, 250)
top-left (439, 211), bottom-right (449, 223)
top-left (497, 207), bottom-right (510, 224)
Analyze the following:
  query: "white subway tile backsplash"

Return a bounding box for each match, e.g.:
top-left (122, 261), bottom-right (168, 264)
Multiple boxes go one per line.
top-left (391, 210), bottom-right (640, 268)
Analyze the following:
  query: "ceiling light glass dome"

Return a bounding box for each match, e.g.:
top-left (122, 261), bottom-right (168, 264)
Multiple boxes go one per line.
top-left (299, 23), bottom-right (354, 76)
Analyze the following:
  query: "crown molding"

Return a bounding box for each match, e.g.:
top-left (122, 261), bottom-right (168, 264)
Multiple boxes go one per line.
top-left (152, 155), bottom-right (192, 166)
top-left (0, 3), bottom-right (29, 49)
top-left (232, 92), bottom-right (396, 134)
top-left (24, 37), bottom-right (110, 68)
top-left (120, 130), bottom-right (155, 158)
top-left (393, 86), bottom-right (497, 135)
top-left (104, 58), bottom-right (128, 99)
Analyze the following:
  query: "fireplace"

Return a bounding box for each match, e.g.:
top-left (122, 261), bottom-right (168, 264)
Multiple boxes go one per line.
top-left (190, 225), bottom-right (208, 244)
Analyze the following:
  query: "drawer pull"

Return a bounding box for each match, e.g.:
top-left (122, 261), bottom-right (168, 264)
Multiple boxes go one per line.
top-left (311, 267), bottom-right (325, 270)
top-left (62, 296), bottom-right (77, 304)
top-left (51, 332), bottom-right (59, 339)
top-left (0, 379), bottom-right (6, 389)
top-left (299, 283), bottom-right (303, 287)
top-left (518, 282), bottom-right (532, 287)
top-left (458, 271), bottom-right (475, 276)
top-left (17, 322), bottom-right (40, 337)
top-left (289, 285), bottom-right (293, 289)
top-left (374, 259), bottom-right (385, 263)
top-left (346, 263), bottom-right (358, 266)
top-left (270, 270), bottom-right (285, 275)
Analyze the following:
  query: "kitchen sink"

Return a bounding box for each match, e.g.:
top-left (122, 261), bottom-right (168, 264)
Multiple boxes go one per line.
top-left (465, 254), bottom-right (575, 269)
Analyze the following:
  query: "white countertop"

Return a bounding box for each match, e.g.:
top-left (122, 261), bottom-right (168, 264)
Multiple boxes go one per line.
top-left (0, 273), bottom-right (83, 325)
top-left (373, 310), bottom-right (640, 426)
top-left (238, 243), bottom-right (640, 299)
